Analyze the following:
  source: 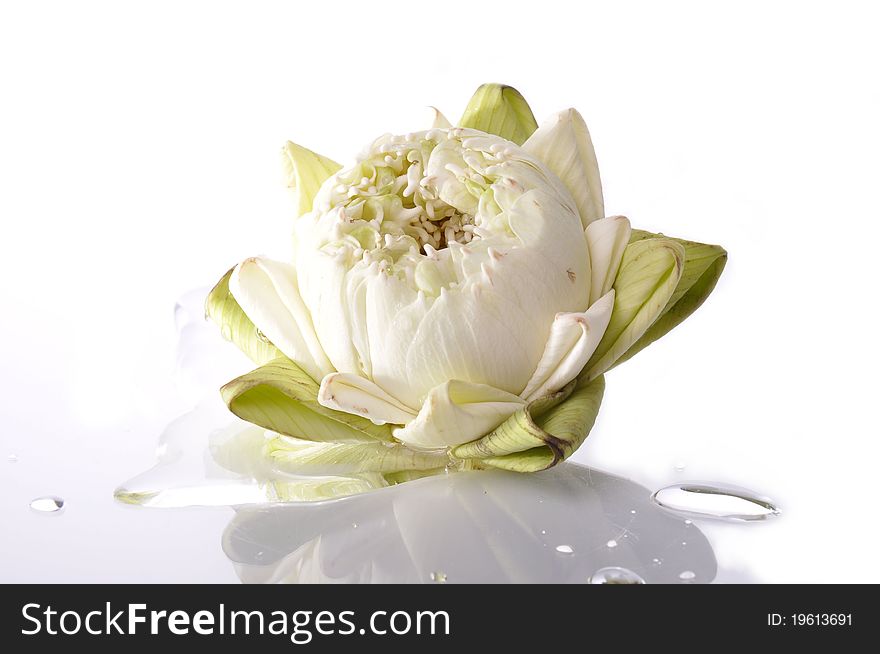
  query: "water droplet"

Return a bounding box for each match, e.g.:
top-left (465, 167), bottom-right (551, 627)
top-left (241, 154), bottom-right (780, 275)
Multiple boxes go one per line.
top-left (630, 509), bottom-right (636, 514)
top-left (652, 557), bottom-right (663, 566)
top-left (255, 551), bottom-right (265, 560)
top-left (540, 529), bottom-right (548, 535)
top-left (30, 496), bottom-right (64, 513)
top-left (589, 567), bottom-right (646, 584)
top-left (679, 570), bottom-right (696, 581)
top-left (681, 541), bottom-right (688, 546)
top-left (352, 522), bottom-right (358, 529)
top-left (8, 454), bottom-right (18, 463)
top-left (606, 539), bottom-right (618, 549)
top-left (674, 461), bottom-right (687, 472)
top-left (555, 544), bottom-right (574, 554)
top-left (684, 519), bottom-right (693, 525)
top-left (256, 329), bottom-right (270, 343)
top-left (652, 482), bottom-right (780, 522)
top-left (430, 571), bottom-right (447, 583)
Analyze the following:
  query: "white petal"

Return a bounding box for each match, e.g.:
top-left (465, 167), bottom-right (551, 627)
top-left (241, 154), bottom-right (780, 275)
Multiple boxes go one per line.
top-left (318, 373), bottom-right (417, 426)
top-left (393, 380), bottom-right (525, 449)
top-left (293, 213), bottom-right (367, 377)
top-left (586, 216), bottom-right (631, 305)
top-left (429, 106), bottom-right (452, 129)
top-left (362, 191), bottom-right (592, 409)
top-left (230, 257), bottom-right (334, 381)
top-left (523, 108), bottom-right (604, 227)
top-left (519, 290), bottom-right (615, 402)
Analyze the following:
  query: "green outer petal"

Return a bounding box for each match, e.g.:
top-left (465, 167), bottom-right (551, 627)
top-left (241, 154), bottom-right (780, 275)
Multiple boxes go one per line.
top-left (267, 435), bottom-right (449, 475)
top-left (582, 238), bottom-right (685, 378)
top-left (613, 230), bottom-right (728, 366)
top-left (383, 468), bottom-right (451, 484)
top-left (206, 267), bottom-right (284, 365)
top-left (458, 84), bottom-right (539, 145)
top-left (221, 357), bottom-right (394, 443)
top-left (268, 473), bottom-right (389, 502)
top-left (452, 376), bottom-right (605, 472)
top-left (281, 141), bottom-right (342, 217)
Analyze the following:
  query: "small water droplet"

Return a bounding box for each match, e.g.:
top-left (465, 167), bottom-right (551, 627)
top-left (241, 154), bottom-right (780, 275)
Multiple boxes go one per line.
top-left (681, 541), bottom-right (688, 546)
top-left (8, 454), bottom-right (18, 463)
top-left (589, 567), bottom-right (646, 585)
top-left (674, 461), bottom-right (687, 472)
top-left (255, 551), bottom-right (265, 560)
top-left (652, 557), bottom-right (663, 566)
top-left (684, 519), bottom-right (693, 525)
top-left (30, 496), bottom-right (64, 513)
top-left (630, 509), bottom-right (637, 514)
top-left (606, 539), bottom-right (618, 549)
top-left (540, 529), bottom-right (548, 535)
top-left (430, 571), bottom-right (447, 583)
top-left (352, 522), bottom-right (358, 529)
top-left (679, 570), bottom-right (696, 582)
top-left (256, 329), bottom-right (270, 343)
top-left (652, 482), bottom-right (780, 522)
top-left (555, 544), bottom-right (574, 554)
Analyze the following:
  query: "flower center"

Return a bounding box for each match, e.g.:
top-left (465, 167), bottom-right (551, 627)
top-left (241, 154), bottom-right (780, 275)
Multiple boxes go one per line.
top-left (304, 128), bottom-right (562, 298)
top-left (321, 130), bottom-right (495, 255)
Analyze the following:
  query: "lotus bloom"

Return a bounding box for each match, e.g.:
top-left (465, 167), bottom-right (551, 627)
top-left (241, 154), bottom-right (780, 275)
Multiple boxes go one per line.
top-left (207, 84), bottom-right (726, 477)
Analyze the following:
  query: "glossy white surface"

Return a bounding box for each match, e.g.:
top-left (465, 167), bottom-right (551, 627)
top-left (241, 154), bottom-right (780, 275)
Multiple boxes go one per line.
top-left (223, 466), bottom-right (716, 584)
top-left (2, 1), bottom-right (878, 582)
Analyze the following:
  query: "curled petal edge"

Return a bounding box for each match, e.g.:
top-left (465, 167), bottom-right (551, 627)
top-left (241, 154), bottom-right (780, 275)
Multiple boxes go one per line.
top-left (452, 375), bottom-right (605, 473)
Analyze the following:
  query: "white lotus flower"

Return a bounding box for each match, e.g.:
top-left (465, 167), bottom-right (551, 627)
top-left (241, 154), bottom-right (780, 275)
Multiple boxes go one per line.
top-left (230, 119), bottom-right (627, 450)
top-left (206, 84), bottom-right (726, 477)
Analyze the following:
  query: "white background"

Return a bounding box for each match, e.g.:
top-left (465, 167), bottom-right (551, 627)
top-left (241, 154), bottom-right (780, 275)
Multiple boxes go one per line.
top-left (1, 0), bottom-right (878, 582)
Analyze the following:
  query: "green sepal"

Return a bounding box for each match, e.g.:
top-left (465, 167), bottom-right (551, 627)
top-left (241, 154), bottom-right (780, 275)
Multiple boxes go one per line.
top-left (613, 229), bottom-right (727, 365)
top-left (452, 375), bottom-right (605, 472)
top-left (582, 238), bottom-right (685, 378)
top-left (459, 83), bottom-right (539, 145)
top-left (220, 357), bottom-right (394, 443)
top-left (267, 436), bottom-right (449, 475)
top-left (267, 474), bottom-right (390, 502)
top-left (205, 267), bottom-right (284, 365)
top-left (281, 141), bottom-right (342, 217)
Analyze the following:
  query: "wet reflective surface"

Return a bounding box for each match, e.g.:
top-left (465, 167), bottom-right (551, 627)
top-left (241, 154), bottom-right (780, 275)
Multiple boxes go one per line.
top-left (588, 566), bottom-right (646, 584)
top-left (652, 483), bottom-right (780, 522)
top-left (29, 496), bottom-right (65, 514)
top-left (222, 464), bottom-right (717, 583)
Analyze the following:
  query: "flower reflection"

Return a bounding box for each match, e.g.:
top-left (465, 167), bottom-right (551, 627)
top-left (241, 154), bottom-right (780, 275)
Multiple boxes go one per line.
top-left (222, 464), bottom-right (716, 584)
top-left (114, 399), bottom-right (717, 583)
